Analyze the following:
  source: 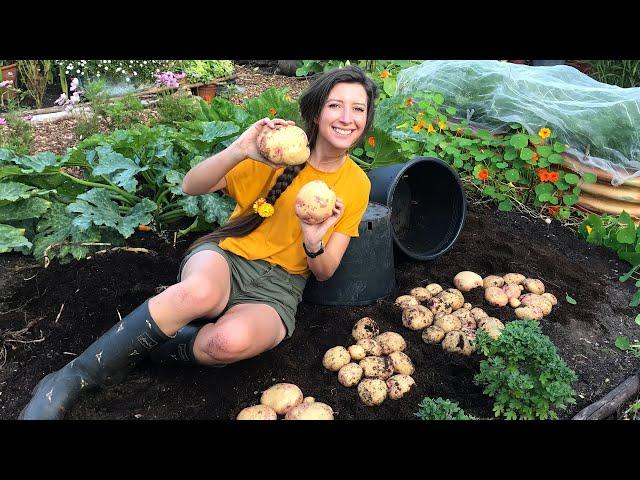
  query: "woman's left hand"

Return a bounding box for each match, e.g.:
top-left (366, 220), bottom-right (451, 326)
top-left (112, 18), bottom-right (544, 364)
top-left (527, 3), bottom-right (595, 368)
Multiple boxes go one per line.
top-left (299, 198), bottom-right (344, 250)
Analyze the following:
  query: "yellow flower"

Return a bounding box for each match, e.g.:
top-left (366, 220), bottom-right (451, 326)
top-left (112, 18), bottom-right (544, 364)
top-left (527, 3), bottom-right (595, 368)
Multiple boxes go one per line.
top-left (538, 127), bottom-right (552, 139)
top-left (258, 203), bottom-right (274, 218)
top-left (427, 124), bottom-right (436, 133)
top-left (380, 69), bottom-right (390, 80)
top-left (586, 225), bottom-right (593, 235)
top-left (437, 120), bottom-right (447, 130)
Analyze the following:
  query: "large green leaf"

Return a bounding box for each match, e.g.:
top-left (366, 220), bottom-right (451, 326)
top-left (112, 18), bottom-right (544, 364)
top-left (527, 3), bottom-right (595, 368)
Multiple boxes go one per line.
top-left (359, 128), bottom-right (403, 169)
top-left (178, 193), bottom-right (236, 226)
top-left (0, 223), bottom-right (32, 253)
top-left (0, 181), bottom-right (38, 201)
top-left (0, 197), bottom-right (51, 222)
top-left (199, 122), bottom-right (241, 144)
top-left (91, 145), bottom-right (148, 193)
top-left (67, 188), bottom-right (157, 238)
top-left (8, 151), bottom-right (59, 173)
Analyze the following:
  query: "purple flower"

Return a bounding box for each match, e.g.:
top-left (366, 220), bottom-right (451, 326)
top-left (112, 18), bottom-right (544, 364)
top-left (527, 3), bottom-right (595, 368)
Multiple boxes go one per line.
top-left (70, 92), bottom-right (81, 104)
top-left (0, 117), bottom-right (6, 126)
top-left (70, 78), bottom-right (80, 92)
top-left (0, 80), bottom-right (12, 89)
top-left (24, 114), bottom-right (33, 121)
top-left (55, 93), bottom-right (68, 106)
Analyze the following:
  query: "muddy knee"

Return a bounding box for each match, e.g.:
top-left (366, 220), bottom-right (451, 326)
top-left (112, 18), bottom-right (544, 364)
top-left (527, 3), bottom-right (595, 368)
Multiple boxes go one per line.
top-left (198, 323), bottom-right (252, 363)
top-left (169, 274), bottom-right (225, 317)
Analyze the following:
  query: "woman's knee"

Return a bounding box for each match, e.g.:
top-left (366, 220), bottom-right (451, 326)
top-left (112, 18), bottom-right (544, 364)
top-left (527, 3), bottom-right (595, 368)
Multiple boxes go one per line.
top-left (166, 274), bottom-right (226, 316)
top-left (198, 322), bottom-right (253, 362)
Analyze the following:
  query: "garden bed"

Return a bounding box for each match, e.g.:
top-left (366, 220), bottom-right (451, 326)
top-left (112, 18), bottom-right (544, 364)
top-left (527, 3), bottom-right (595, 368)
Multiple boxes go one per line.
top-left (1, 199), bottom-right (638, 420)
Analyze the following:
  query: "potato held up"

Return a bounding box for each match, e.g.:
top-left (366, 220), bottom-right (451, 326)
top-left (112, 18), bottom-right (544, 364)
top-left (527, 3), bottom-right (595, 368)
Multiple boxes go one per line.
top-left (258, 124), bottom-right (310, 165)
top-left (295, 180), bottom-right (337, 225)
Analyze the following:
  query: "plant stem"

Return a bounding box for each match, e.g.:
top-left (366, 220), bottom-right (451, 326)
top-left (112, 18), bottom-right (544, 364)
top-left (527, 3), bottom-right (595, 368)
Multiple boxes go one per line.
top-left (177, 218), bottom-right (199, 238)
top-left (58, 171), bottom-right (139, 204)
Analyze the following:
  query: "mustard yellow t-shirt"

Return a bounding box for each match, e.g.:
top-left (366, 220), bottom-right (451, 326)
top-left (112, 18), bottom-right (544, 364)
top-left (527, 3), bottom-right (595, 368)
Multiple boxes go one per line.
top-left (219, 156), bottom-right (371, 276)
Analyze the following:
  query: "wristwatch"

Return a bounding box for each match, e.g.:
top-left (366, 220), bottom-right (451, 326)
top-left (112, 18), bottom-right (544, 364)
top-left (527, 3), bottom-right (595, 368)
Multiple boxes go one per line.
top-left (303, 240), bottom-right (324, 258)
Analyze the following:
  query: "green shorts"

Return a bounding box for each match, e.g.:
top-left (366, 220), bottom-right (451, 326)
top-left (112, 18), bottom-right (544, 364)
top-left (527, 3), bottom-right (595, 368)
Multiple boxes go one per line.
top-left (177, 242), bottom-right (308, 338)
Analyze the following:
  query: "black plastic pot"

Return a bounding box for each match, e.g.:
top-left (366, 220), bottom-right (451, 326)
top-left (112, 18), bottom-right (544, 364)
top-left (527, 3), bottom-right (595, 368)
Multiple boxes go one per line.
top-left (367, 156), bottom-right (466, 261)
top-left (302, 202), bottom-right (395, 306)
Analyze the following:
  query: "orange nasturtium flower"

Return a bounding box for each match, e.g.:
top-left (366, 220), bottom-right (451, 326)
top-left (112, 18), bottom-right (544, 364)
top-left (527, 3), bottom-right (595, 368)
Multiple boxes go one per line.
top-left (455, 127), bottom-right (464, 136)
top-left (412, 119), bottom-right (427, 132)
top-left (547, 206), bottom-right (560, 216)
top-left (406, 98), bottom-right (413, 107)
top-left (380, 69), bottom-right (390, 80)
top-left (368, 136), bottom-right (375, 147)
top-left (537, 169), bottom-right (551, 182)
top-left (427, 124), bottom-right (436, 133)
top-left (269, 108), bottom-right (277, 116)
top-left (538, 127), bottom-right (552, 139)
top-left (548, 171), bottom-right (559, 182)
top-left (531, 153), bottom-right (539, 163)
top-left (437, 120), bottom-right (447, 130)
top-left (478, 169), bottom-right (490, 181)
top-left (586, 225), bottom-right (593, 235)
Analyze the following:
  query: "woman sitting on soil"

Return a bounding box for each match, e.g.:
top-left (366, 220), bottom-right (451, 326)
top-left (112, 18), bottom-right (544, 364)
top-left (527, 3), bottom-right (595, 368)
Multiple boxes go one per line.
top-left (19, 66), bottom-right (377, 419)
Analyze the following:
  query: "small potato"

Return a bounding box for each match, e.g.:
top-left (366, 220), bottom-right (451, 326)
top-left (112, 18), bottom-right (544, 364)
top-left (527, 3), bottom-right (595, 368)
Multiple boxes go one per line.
top-left (386, 374), bottom-right (416, 400)
top-left (356, 338), bottom-right (383, 356)
top-left (502, 283), bottom-right (523, 300)
top-left (461, 326), bottom-right (477, 340)
top-left (435, 314), bottom-right (462, 333)
top-left (375, 332), bottom-right (407, 355)
top-left (520, 293), bottom-right (553, 315)
top-left (485, 286), bottom-right (509, 307)
top-left (453, 309), bottom-right (476, 330)
top-left (285, 402), bottom-right (334, 420)
top-left (338, 362), bottom-right (364, 387)
top-left (477, 316), bottom-right (501, 329)
top-left (358, 378), bottom-right (388, 406)
top-left (515, 305), bottom-right (544, 321)
top-left (463, 302), bottom-right (472, 310)
top-left (402, 305), bottom-right (434, 330)
top-left (425, 283), bottom-right (443, 296)
top-left (360, 356), bottom-right (394, 380)
top-left (478, 317), bottom-right (504, 339)
top-left (442, 330), bottom-right (475, 356)
top-left (483, 275), bottom-right (505, 289)
top-left (453, 271), bottom-right (483, 292)
top-left (509, 297), bottom-right (521, 308)
top-left (260, 383), bottom-right (303, 415)
top-left (428, 296), bottom-right (453, 316)
top-left (348, 344), bottom-right (367, 361)
top-left (322, 346), bottom-right (351, 372)
top-left (388, 351), bottom-right (415, 375)
top-left (395, 295), bottom-right (419, 309)
top-left (352, 317), bottom-right (380, 341)
top-left (503, 273), bottom-right (526, 285)
top-left (440, 289), bottom-right (465, 311)
top-left (422, 325), bottom-right (446, 344)
top-left (236, 405), bottom-right (278, 420)
top-left (470, 307), bottom-right (489, 321)
top-left (541, 292), bottom-right (558, 306)
top-left (523, 278), bottom-right (545, 295)
top-left (303, 397), bottom-right (315, 404)
top-left (410, 287), bottom-right (432, 302)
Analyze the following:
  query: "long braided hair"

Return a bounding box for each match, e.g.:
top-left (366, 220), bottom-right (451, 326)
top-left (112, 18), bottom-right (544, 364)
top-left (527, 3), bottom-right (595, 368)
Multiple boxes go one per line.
top-left (187, 65), bottom-right (378, 252)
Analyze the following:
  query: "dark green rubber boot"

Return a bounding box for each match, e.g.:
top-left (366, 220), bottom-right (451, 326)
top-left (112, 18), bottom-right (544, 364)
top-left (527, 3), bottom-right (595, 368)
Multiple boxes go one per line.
top-left (18, 299), bottom-right (171, 420)
top-left (148, 321), bottom-right (205, 365)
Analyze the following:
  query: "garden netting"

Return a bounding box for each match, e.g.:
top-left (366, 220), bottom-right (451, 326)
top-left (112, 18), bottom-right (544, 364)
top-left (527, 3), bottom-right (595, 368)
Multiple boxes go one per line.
top-left (396, 60), bottom-right (640, 185)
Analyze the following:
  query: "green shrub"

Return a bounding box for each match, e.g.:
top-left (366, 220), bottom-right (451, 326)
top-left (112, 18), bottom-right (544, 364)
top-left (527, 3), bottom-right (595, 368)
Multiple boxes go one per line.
top-left (102, 94), bottom-right (145, 129)
top-left (156, 90), bottom-right (200, 124)
top-left (415, 397), bottom-right (475, 420)
top-left (588, 60), bottom-right (640, 88)
top-left (474, 320), bottom-right (577, 420)
top-left (0, 111), bottom-right (33, 155)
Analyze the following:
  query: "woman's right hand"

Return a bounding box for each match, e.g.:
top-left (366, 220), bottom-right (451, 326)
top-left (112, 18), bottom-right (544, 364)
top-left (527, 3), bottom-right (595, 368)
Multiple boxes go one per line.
top-left (230, 117), bottom-right (295, 169)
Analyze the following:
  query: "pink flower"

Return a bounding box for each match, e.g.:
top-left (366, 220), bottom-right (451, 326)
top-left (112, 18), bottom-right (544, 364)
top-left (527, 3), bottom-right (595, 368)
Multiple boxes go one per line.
top-left (0, 117), bottom-right (6, 126)
top-left (0, 80), bottom-right (12, 89)
top-left (70, 92), bottom-right (81, 104)
top-left (54, 93), bottom-right (68, 106)
top-left (70, 78), bottom-right (80, 92)
top-left (24, 114), bottom-right (33, 121)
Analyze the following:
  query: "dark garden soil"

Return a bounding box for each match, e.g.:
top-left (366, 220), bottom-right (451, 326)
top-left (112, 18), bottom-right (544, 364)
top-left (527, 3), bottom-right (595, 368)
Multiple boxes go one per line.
top-left (1, 198), bottom-right (639, 420)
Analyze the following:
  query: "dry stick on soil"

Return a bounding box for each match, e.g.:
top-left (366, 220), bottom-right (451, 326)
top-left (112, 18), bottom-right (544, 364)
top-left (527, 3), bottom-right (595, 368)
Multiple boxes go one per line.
top-left (43, 242), bottom-right (112, 268)
top-left (54, 303), bottom-right (65, 323)
top-left (0, 317), bottom-right (46, 368)
top-left (572, 371), bottom-right (640, 420)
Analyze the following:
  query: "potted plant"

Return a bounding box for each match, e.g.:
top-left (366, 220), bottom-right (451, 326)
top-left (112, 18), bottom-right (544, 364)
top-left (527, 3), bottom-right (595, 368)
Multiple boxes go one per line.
top-left (1, 60), bottom-right (19, 100)
top-left (181, 60), bottom-right (234, 103)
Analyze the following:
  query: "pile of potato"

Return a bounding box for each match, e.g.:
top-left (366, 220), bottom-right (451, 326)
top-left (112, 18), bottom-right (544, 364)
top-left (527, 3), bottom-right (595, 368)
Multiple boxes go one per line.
top-left (322, 317), bottom-right (416, 406)
top-left (236, 383), bottom-right (335, 420)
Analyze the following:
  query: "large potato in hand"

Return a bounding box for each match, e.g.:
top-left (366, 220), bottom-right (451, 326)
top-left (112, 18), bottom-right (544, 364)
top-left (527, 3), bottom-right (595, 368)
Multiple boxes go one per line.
top-left (258, 124), bottom-right (310, 165)
top-left (260, 383), bottom-right (303, 415)
top-left (295, 180), bottom-right (337, 225)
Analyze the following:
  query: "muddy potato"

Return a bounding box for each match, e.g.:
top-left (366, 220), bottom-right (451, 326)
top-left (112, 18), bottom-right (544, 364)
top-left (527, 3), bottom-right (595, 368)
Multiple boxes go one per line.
top-left (470, 307), bottom-right (489, 321)
top-left (236, 404), bottom-right (278, 420)
top-left (358, 378), bottom-right (388, 406)
top-left (402, 305), bottom-right (434, 330)
top-left (351, 316), bottom-right (380, 341)
top-left (509, 297), bottom-right (521, 308)
top-left (463, 302), bottom-right (472, 310)
top-left (422, 325), bottom-right (446, 344)
top-left (441, 288), bottom-right (465, 310)
top-left (322, 346), bottom-right (351, 372)
top-left (485, 286), bottom-right (509, 307)
top-left (520, 293), bottom-right (553, 315)
top-left (359, 356), bottom-right (394, 379)
top-left (502, 283), bottom-right (523, 300)
top-left (523, 278), bottom-right (545, 295)
top-left (388, 351), bottom-right (415, 375)
top-left (428, 296), bottom-right (453, 316)
top-left (515, 305), bottom-right (544, 321)
top-left (542, 292), bottom-right (558, 306)
top-left (478, 317), bottom-right (504, 339)
top-left (483, 275), bottom-right (505, 289)
top-left (426, 283), bottom-right (443, 296)
top-left (410, 287), bottom-right (432, 302)
top-left (453, 309), bottom-right (476, 330)
top-left (348, 344), bottom-right (367, 361)
top-left (435, 314), bottom-right (462, 333)
top-left (435, 291), bottom-right (458, 308)
top-left (338, 362), bottom-right (364, 387)
top-left (356, 338), bottom-right (383, 356)
top-left (461, 326), bottom-right (477, 340)
top-left (375, 332), bottom-right (407, 355)
top-left (395, 295), bottom-right (419, 309)
top-left (303, 396), bottom-right (315, 404)
top-left (285, 402), bottom-right (334, 420)
top-left (503, 273), bottom-right (526, 285)
top-left (386, 374), bottom-right (416, 400)
top-left (442, 330), bottom-right (475, 356)
top-left (260, 383), bottom-right (304, 415)
top-left (453, 271), bottom-right (483, 292)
